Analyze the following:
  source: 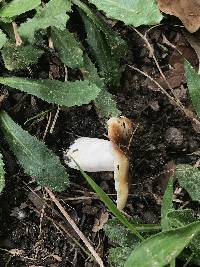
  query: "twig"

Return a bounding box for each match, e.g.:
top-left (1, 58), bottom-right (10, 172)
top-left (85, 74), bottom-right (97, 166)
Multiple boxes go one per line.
top-left (45, 187), bottom-right (105, 267)
top-left (128, 122), bottom-right (139, 150)
top-left (133, 27), bottom-right (200, 128)
top-left (32, 206), bottom-right (91, 258)
top-left (12, 22), bottom-right (23, 46)
top-left (132, 27), bottom-right (184, 108)
top-left (43, 112), bottom-right (52, 140)
top-left (128, 65), bottom-right (176, 104)
top-left (50, 106), bottom-right (60, 134)
top-left (128, 64), bottom-right (200, 127)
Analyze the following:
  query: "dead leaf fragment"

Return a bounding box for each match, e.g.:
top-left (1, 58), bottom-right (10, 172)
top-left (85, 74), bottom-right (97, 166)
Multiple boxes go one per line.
top-left (92, 211), bottom-right (109, 232)
top-left (157, 0), bottom-right (200, 33)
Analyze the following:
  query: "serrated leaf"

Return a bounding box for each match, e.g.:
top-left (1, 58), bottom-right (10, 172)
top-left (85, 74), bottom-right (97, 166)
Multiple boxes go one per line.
top-left (104, 218), bottom-right (140, 247)
top-left (95, 90), bottom-right (121, 118)
top-left (75, 1), bottom-right (127, 57)
top-left (185, 61), bottom-right (200, 118)
top-left (0, 111), bottom-right (69, 191)
top-left (0, 0), bottom-right (40, 18)
top-left (51, 28), bottom-right (83, 69)
top-left (88, 0), bottom-right (163, 27)
top-left (1, 42), bottom-right (44, 70)
top-left (0, 29), bottom-right (7, 49)
top-left (80, 9), bottom-right (127, 87)
top-left (109, 246), bottom-right (132, 267)
top-left (0, 152), bottom-right (5, 193)
top-left (176, 164), bottom-right (200, 202)
top-left (83, 54), bottom-right (121, 117)
top-left (105, 219), bottom-right (162, 267)
top-left (167, 209), bottom-right (200, 260)
top-left (167, 209), bottom-right (196, 228)
top-left (125, 222), bottom-right (200, 267)
top-left (19, 0), bottom-right (71, 41)
top-left (161, 176), bottom-right (174, 231)
top-left (0, 77), bottom-right (100, 107)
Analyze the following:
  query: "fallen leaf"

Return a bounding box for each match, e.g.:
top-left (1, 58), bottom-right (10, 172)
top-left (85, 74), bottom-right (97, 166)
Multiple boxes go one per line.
top-left (157, 0), bottom-right (200, 33)
top-left (92, 211), bottom-right (109, 232)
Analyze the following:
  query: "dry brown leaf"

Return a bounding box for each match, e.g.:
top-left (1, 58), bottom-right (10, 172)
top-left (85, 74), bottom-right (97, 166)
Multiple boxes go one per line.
top-left (183, 31), bottom-right (200, 73)
top-left (157, 0), bottom-right (200, 33)
top-left (92, 211), bottom-right (109, 233)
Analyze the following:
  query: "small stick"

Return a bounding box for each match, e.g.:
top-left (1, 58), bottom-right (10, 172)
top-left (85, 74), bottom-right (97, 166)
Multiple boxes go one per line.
top-left (49, 106), bottom-right (60, 134)
top-left (12, 22), bottom-right (23, 46)
top-left (43, 112), bottom-right (52, 141)
top-left (128, 65), bottom-right (176, 104)
top-left (45, 187), bottom-right (105, 267)
top-left (133, 27), bottom-right (184, 108)
top-left (128, 65), bottom-right (200, 127)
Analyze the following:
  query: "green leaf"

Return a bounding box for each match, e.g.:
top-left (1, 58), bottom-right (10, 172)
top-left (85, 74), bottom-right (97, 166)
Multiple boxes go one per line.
top-left (0, 29), bottom-right (7, 49)
top-left (105, 218), bottom-right (161, 267)
top-left (0, 77), bottom-right (100, 107)
top-left (0, 152), bottom-right (5, 193)
top-left (0, 111), bottom-right (69, 191)
top-left (51, 28), bottom-right (83, 69)
top-left (125, 222), bottom-right (200, 267)
top-left (176, 164), bottom-right (200, 202)
top-left (87, 0), bottom-right (163, 27)
top-left (0, 0), bottom-right (40, 18)
top-left (109, 246), bottom-right (133, 267)
top-left (78, 165), bottom-right (143, 240)
top-left (161, 176), bottom-right (174, 231)
top-left (1, 42), bottom-right (44, 70)
top-left (79, 6), bottom-right (127, 87)
top-left (75, 0), bottom-right (127, 58)
top-left (160, 177), bottom-right (176, 267)
top-left (83, 54), bottom-right (121, 117)
top-left (104, 218), bottom-right (141, 247)
top-left (19, 0), bottom-right (71, 41)
top-left (167, 209), bottom-right (200, 259)
top-left (185, 61), bottom-right (200, 118)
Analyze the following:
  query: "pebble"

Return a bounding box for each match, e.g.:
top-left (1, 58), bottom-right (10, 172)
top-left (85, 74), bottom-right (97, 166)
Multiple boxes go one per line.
top-left (165, 127), bottom-right (184, 147)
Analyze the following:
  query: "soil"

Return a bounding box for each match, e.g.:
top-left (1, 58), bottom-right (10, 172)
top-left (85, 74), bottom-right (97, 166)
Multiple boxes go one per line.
top-left (0, 18), bottom-right (200, 267)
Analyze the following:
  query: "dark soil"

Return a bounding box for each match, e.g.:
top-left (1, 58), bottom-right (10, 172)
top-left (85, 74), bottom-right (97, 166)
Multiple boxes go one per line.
top-left (0, 21), bottom-right (200, 267)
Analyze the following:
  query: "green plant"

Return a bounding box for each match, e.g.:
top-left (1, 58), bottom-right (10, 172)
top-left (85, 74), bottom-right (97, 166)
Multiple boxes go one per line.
top-left (0, 0), bottom-right (163, 193)
top-left (79, 169), bottom-right (200, 267)
top-left (1, 1), bottom-right (200, 266)
top-left (0, 0), bottom-right (129, 191)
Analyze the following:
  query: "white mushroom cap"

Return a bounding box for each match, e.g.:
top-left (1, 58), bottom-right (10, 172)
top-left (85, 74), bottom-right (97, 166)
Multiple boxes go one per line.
top-left (64, 137), bottom-right (114, 172)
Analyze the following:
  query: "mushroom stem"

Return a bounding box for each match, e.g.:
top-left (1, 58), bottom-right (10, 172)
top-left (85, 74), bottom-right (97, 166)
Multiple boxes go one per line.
top-left (113, 145), bottom-right (129, 210)
top-left (107, 117), bottom-right (133, 210)
top-left (64, 116), bottom-right (133, 210)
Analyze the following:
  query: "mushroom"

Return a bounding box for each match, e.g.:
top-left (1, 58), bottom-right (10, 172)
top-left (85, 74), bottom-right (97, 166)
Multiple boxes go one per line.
top-left (64, 117), bottom-right (133, 210)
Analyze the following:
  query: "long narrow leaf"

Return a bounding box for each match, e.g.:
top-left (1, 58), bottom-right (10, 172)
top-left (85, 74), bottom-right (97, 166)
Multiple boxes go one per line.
top-left (0, 111), bottom-right (69, 191)
top-left (0, 30), bottom-right (7, 49)
top-left (161, 176), bottom-right (174, 231)
top-left (125, 222), bottom-right (200, 267)
top-left (0, 0), bottom-right (40, 18)
top-left (0, 77), bottom-right (100, 107)
top-left (87, 0), bottom-right (163, 27)
top-left (83, 54), bottom-right (121, 117)
top-left (19, 0), bottom-right (71, 41)
top-left (51, 28), bottom-right (83, 69)
top-left (185, 61), bottom-right (200, 118)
